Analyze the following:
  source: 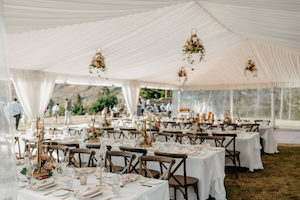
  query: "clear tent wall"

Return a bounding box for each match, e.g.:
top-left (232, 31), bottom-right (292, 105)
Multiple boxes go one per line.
top-left (172, 88), bottom-right (300, 127)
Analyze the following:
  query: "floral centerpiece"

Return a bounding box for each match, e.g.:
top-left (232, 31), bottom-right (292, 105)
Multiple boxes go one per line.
top-left (183, 30), bottom-right (205, 68)
top-left (244, 59), bottom-right (257, 77)
top-left (84, 128), bottom-right (102, 143)
top-left (89, 51), bottom-right (106, 77)
top-left (223, 109), bottom-right (232, 124)
top-left (138, 120), bottom-right (154, 148)
top-left (21, 154), bottom-right (55, 178)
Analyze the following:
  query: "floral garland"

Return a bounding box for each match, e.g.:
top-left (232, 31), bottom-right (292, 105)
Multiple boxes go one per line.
top-left (183, 32), bottom-right (205, 67)
top-left (89, 51), bottom-right (106, 76)
top-left (177, 67), bottom-right (188, 85)
top-left (245, 59), bottom-right (257, 77)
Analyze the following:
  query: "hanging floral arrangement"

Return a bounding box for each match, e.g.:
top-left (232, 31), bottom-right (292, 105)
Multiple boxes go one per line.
top-left (177, 67), bottom-right (188, 86)
top-left (244, 59), bottom-right (257, 77)
top-left (89, 51), bottom-right (106, 77)
top-left (183, 29), bottom-right (205, 68)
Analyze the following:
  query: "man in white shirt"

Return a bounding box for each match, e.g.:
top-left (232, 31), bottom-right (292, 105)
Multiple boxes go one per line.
top-left (112, 105), bottom-right (120, 117)
top-left (52, 103), bottom-right (60, 124)
top-left (166, 101), bottom-right (173, 118)
top-left (12, 98), bottom-right (22, 130)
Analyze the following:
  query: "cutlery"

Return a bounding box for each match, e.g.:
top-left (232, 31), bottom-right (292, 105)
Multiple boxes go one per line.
top-left (139, 182), bottom-right (152, 187)
top-left (44, 188), bottom-right (63, 196)
top-left (61, 193), bottom-right (72, 200)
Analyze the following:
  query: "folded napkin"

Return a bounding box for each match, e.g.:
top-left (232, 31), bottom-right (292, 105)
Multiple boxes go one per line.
top-left (75, 187), bottom-right (102, 197)
top-left (122, 174), bottom-right (141, 183)
top-left (74, 168), bottom-right (96, 176)
top-left (188, 150), bottom-right (199, 156)
top-left (30, 179), bottom-right (55, 190)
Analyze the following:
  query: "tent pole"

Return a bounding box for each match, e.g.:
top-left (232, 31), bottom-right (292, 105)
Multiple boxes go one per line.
top-left (271, 87), bottom-right (275, 127)
top-left (230, 89), bottom-right (234, 119)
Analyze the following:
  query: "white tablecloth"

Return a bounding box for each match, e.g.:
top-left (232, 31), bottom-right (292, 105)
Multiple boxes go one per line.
top-left (105, 141), bottom-right (226, 200)
top-left (17, 172), bottom-right (169, 200)
top-left (234, 132), bottom-right (264, 172)
top-left (259, 126), bottom-right (279, 154)
top-left (207, 131), bottom-right (264, 172)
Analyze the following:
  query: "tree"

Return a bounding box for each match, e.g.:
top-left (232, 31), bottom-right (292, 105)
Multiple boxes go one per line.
top-left (89, 87), bottom-right (118, 114)
top-left (72, 94), bottom-right (85, 115)
top-left (140, 88), bottom-right (172, 99)
top-left (48, 99), bottom-right (54, 108)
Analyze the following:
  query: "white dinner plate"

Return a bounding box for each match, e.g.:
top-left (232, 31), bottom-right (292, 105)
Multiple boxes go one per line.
top-left (53, 190), bottom-right (70, 197)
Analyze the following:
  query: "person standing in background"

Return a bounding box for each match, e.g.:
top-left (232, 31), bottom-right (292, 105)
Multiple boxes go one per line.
top-left (12, 98), bottom-right (22, 130)
top-left (45, 106), bottom-right (50, 118)
top-left (64, 99), bottom-right (72, 124)
top-left (140, 96), bottom-right (146, 115)
top-left (166, 101), bottom-right (173, 118)
top-left (52, 103), bottom-right (60, 124)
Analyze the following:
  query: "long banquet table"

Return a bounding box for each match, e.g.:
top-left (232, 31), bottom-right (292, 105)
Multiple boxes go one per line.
top-left (84, 139), bottom-right (226, 200)
top-left (17, 168), bottom-right (170, 200)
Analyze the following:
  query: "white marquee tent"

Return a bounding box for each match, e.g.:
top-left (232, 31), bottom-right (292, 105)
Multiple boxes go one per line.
top-left (1, 0), bottom-right (300, 121)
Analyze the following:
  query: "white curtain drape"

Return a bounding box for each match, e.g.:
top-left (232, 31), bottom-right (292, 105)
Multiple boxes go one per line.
top-left (0, 0), bottom-right (17, 198)
top-left (11, 70), bottom-right (55, 120)
top-left (121, 81), bottom-right (140, 117)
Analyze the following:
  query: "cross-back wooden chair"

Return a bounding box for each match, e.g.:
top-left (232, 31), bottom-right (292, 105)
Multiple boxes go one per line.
top-left (240, 124), bottom-right (252, 132)
top-left (175, 133), bottom-right (196, 144)
top-left (46, 145), bottom-right (68, 163)
top-left (156, 132), bottom-right (175, 142)
top-left (195, 135), bottom-right (225, 147)
top-left (212, 133), bottom-right (241, 178)
top-left (223, 123), bottom-right (238, 130)
top-left (67, 128), bottom-right (80, 136)
top-left (127, 130), bottom-right (141, 139)
top-left (48, 128), bottom-right (63, 135)
top-left (154, 152), bottom-right (199, 200)
top-left (58, 142), bottom-right (80, 149)
top-left (106, 129), bottom-right (124, 139)
top-left (250, 124), bottom-right (260, 132)
top-left (105, 150), bottom-right (136, 174)
top-left (69, 148), bottom-right (96, 168)
top-left (85, 144), bottom-right (112, 163)
top-left (139, 155), bottom-right (175, 180)
top-left (23, 139), bottom-right (37, 155)
top-left (119, 146), bottom-right (160, 178)
top-left (120, 128), bottom-right (137, 139)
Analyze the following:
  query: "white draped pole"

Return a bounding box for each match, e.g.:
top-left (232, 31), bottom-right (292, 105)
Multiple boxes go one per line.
top-left (270, 87), bottom-right (275, 127)
top-left (0, 0), bottom-right (17, 198)
top-left (121, 81), bottom-right (140, 118)
top-left (11, 69), bottom-right (55, 120)
top-left (230, 89), bottom-right (234, 119)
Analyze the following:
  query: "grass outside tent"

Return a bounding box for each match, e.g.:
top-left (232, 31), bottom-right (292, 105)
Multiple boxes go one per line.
top-left (225, 146), bottom-right (300, 200)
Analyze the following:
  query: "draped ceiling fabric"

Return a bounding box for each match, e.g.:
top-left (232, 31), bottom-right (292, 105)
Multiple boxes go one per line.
top-left (2, 0), bottom-right (300, 89)
top-left (11, 70), bottom-right (55, 120)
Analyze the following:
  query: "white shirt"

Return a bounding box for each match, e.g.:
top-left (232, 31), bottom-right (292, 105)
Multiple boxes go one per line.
top-left (12, 101), bottom-right (22, 116)
top-left (166, 103), bottom-right (172, 112)
top-left (52, 105), bottom-right (59, 113)
top-left (112, 107), bottom-right (120, 113)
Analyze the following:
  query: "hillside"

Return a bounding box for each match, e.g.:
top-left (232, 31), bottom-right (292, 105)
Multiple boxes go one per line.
top-left (11, 83), bottom-right (125, 109)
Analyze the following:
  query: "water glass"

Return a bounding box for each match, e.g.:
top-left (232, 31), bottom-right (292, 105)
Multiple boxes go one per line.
top-left (111, 174), bottom-right (121, 196)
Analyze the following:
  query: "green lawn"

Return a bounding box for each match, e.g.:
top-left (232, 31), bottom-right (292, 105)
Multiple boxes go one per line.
top-left (225, 146), bottom-right (300, 200)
